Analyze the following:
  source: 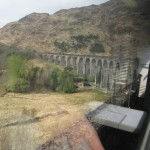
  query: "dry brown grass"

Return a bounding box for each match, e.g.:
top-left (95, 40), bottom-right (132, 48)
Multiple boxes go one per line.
top-left (0, 90), bottom-right (109, 149)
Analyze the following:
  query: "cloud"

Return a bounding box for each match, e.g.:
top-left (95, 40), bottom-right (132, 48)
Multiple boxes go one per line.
top-left (0, 0), bottom-right (109, 27)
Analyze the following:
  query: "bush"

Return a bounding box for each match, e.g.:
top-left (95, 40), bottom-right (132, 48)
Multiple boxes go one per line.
top-left (56, 85), bottom-right (63, 92)
top-left (54, 40), bottom-right (70, 52)
top-left (63, 79), bottom-right (76, 93)
top-left (12, 78), bottom-right (29, 92)
top-left (90, 43), bottom-right (105, 53)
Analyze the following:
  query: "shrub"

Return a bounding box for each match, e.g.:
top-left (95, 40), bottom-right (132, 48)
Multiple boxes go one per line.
top-left (12, 78), bottom-right (29, 92)
top-left (71, 34), bottom-right (99, 43)
top-left (54, 40), bottom-right (70, 52)
top-left (63, 78), bottom-right (76, 93)
top-left (56, 85), bottom-right (63, 92)
top-left (90, 43), bottom-right (105, 53)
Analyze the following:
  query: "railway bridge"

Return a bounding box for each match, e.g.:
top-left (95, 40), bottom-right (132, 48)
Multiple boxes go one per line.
top-left (43, 53), bottom-right (138, 90)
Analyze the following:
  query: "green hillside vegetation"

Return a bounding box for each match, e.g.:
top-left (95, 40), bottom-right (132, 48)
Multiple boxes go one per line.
top-left (3, 53), bottom-right (76, 93)
top-left (0, 42), bottom-right (78, 94)
top-left (54, 34), bottom-right (104, 53)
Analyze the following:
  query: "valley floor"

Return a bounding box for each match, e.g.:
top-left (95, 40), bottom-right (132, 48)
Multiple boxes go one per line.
top-left (0, 89), bottom-right (109, 149)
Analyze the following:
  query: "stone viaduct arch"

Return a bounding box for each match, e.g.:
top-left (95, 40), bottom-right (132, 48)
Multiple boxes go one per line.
top-left (85, 58), bottom-right (90, 79)
top-left (91, 59), bottom-right (97, 77)
top-left (61, 56), bottom-right (66, 66)
top-left (67, 57), bottom-right (72, 67)
top-left (97, 59), bottom-right (102, 87)
top-left (72, 57), bottom-right (77, 71)
top-left (102, 60), bottom-right (108, 88)
top-left (115, 62), bottom-right (121, 86)
top-left (50, 55), bottom-right (54, 63)
top-left (43, 53), bottom-right (138, 90)
top-left (55, 55), bottom-right (59, 65)
top-left (78, 57), bottom-right (84, 77)
top-left (108, 61), bottom-right (114, 90)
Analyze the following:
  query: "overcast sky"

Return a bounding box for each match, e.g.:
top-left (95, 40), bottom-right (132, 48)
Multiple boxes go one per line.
top-left (0, 0), bottom-right (109, 28)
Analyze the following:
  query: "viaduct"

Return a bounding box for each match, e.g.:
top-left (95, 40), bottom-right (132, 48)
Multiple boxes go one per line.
top-left (43, 53), bottom-right (138, 90)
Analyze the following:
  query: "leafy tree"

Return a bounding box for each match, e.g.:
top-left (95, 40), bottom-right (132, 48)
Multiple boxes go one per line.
top-left (7, 54), bottom-right (29, 92)
top-left (48, 66), bottom-right (76, 93)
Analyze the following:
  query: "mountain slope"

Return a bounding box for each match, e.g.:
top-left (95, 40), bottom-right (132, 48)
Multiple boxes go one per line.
top-left (0, 0), bottom-right (149, 56)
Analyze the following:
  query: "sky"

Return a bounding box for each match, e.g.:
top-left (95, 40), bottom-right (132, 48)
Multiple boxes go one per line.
top-left (0, 0), bottom-right (109, 28)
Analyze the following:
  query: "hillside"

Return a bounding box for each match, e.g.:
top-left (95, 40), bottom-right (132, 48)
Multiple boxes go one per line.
top-left (0, 0), bottom-right (149, 56)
